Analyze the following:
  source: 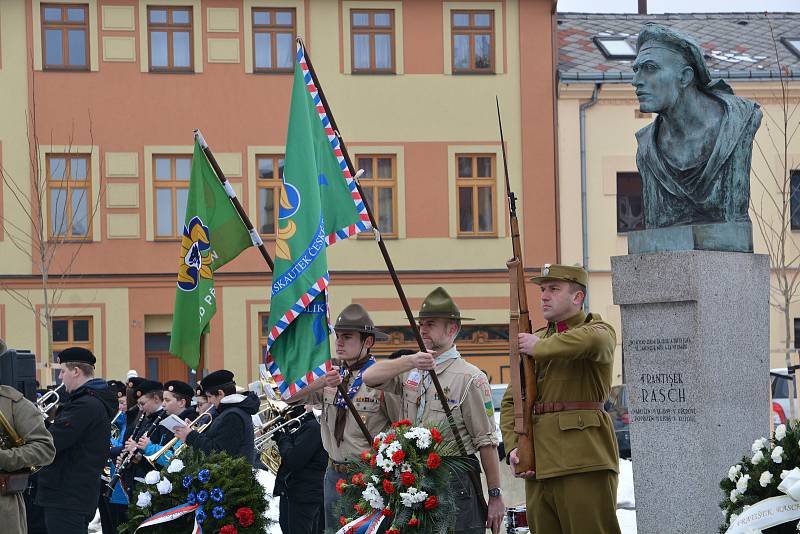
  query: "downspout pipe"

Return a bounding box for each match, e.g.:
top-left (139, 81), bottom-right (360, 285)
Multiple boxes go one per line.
top-left (579, 83), bottom-right (601, 310)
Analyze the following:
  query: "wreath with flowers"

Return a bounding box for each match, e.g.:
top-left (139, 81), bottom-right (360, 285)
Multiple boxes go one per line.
top-left (332, 420), bottom-right (472, 534)
top-left (719, 422), bottom-right (800, 534)
top-left (121, 448), bottom-right (267, 534)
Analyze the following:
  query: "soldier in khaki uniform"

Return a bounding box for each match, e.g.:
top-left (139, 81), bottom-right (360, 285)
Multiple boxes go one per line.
top-left (298, 304), bottom-right (400, 530)
top-left (500, 264), bottom-right (621, 534)
top-left (364, 287), bottom-right (505, 534)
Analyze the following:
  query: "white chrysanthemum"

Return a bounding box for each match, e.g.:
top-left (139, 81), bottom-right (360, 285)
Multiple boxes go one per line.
top-left (737, 474), bottom-right (751, 493)
top-left (136, 491), bottom-right (152, 508)
top-left (772, 446), bottom-right (784, 464)
top-left (362, 483), bottom-right (385, 510)
top-left (403, 427), bottom-right (433, 450)
top-left (752, 438), bottom-right (768, 453)
top-left (144, 470), bottom-right (161, 485)
top-left (399, 486), bottom-right (429, 508)
top-left (371, 475), bottom-right (380, 484)
top-left (728, 464), bottom-right (742, 482)
top-left (729, 489), bottom-right (738, 503)
top-left (166, 459), bottom-right (185, 473)
top-left (752, 450), bottom-right (764, 464)
top-left (400, 463), bottom-right (413, 473)
top-left (760, 471), bottom-right (773, 487)
top-left (776, 424), bottom-right (787, 441)
top-left (156, 478), bottom-right (173, 495)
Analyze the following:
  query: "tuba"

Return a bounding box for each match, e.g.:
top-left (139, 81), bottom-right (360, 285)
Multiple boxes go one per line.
top-left (254, 402), bottom-right (307, 474)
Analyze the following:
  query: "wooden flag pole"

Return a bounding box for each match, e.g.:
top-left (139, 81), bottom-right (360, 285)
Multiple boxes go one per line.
top-left (194, 129), bottom-right (274, 272)
top-left (297, 38), bottom-right (470, 458)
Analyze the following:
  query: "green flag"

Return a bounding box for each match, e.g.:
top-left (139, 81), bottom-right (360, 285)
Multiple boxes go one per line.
top-left (169, 140), bottom-right (253, 368)
top-left (265, 44), bottom-right (371, 399)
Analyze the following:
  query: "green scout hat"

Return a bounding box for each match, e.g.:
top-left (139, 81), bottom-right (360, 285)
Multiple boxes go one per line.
top-left (334, 303), bottom-right (388, 340)
top-left (414, 287), bottom-right (474, 321)
top-left (530, 264), bottom-right (588, 288)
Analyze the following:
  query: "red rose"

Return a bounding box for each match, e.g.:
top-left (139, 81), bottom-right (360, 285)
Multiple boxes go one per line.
top-left (361, 450), bottom-right (372, 462)
top-left (234, 507), bottom-right (255, 528)
top-left (220, 525), bottom-right (238, 534)
top-left (339, 516), bottom-right (348, 526)
top-left (383, 479), bottom-right (396, 494)
top-left (408, 517), bottom-right (420, 527)
top-left (431, 428), bottom-right (443, 443)
top-left (426, 453), bottom-right (441, 469)
top-left (424, 495), bottom-right (439, 510)
top-left (401, 472), bottom-right (416, 486)
top-left (391, 419), bottom-right (412, 428)
top-left (382, 507), bottom-right (394, 517)
top-left (383, 433), bottom-right (396, 444)
top-left (336, 479), bottom-right (348, 494)
top-left (391, 450), bottom-right (406, 464)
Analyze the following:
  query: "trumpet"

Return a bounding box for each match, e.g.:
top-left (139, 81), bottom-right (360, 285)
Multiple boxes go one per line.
top-left (37, 384), bottom-right (64, 416)
top-left (172, 408), bottom-right (215, 458)
top-left (254, 410), bottom-right (308, 450)
top-left (144, 407), bottom-right (213, 467)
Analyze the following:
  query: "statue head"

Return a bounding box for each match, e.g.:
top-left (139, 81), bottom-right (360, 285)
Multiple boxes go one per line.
top-left (631, 23), bottom-right (712, 114)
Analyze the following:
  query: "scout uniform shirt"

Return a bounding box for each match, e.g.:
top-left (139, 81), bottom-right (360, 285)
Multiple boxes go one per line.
top-left (374, 346), bottom-right (498, 455)
top-left (310, 379), bottom-right (400, 464)
top-left (500, 310), bottom-right (619, 479)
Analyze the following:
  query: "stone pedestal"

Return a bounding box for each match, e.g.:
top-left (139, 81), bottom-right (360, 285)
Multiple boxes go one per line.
top-left (611, 250), bottom-right (769, 534)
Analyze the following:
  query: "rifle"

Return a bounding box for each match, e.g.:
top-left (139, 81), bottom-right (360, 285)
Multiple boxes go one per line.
top-left (497, 97), bottom-right (536, 475)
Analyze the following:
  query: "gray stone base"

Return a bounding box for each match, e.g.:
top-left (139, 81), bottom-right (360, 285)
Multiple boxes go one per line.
top-left (611, 250), bottom-right (769, 534)
top-left (627, 221), bottom-right (753, 254)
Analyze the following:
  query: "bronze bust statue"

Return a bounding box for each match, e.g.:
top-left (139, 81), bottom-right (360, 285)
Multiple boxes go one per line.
top-left (632, 23), bottom-right (762, 230)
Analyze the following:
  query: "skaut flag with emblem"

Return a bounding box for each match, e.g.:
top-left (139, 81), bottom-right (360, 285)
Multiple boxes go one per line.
top-left (265, 42), bottom-right (371, 399)
top-left (169, 139), bottom-right (253, 368)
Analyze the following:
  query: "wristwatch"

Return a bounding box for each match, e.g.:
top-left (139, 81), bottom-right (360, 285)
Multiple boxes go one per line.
top-left (488, 487), bottom-right (502, 498)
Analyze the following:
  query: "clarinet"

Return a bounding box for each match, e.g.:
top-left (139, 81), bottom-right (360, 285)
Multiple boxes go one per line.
top-left (104, 411), bottom-right (146, 498)
top-left (111, 410), bottom-right (168, 496)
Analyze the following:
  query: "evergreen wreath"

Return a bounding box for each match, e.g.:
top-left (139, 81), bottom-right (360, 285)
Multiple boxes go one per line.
top-left (719, 422), bottom-right (800, 533)
top-left (121, 448), bottom-right (267, 534)
top-left (332, 420), bottom-right (472, 534)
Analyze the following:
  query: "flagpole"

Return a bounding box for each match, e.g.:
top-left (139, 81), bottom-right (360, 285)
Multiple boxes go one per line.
top-left (297, 39), bottom-right (470, 457)
top-left (194, 129), bottom-right (275, 272)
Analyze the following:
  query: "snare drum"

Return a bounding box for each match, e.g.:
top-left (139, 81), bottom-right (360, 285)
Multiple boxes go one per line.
top-left (506, 505), bottom-right (529, 533)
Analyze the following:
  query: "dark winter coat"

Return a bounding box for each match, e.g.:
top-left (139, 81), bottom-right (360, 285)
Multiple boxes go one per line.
top-left (273, 412), bottom-right (327, 503)
top-left (185, 392), bottom-right (258, 465)
top-left (36, 378), bottom-right (117, 514)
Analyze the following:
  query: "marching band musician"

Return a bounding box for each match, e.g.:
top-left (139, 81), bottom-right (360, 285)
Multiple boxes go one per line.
top-left (297, 304), bottom-right (401, 531)
top-left (36, 347), bottom-right (117, 534)
top-left (363, 288), bottom-right (506, 534)
top-left (273, 404), bottom-right (327, 534)
top-left (115, 379), bottom-right (164, 497)
top-left (0, 379), bottom-right (55, 534)
top-left (99, 379), bottom-right (129, 534)
top-left (172, 370), bottom-right (259, 464)
top-left (138, 380), bottom-right (197, 467)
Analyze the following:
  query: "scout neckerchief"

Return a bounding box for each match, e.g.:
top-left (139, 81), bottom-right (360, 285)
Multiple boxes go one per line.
top-left (333, 355), bottom-right (376, 445)
top-left (415, 346), bottom-right (461, 424)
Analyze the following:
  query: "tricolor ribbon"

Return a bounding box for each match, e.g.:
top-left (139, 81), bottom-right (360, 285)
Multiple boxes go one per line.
top-left (335, 510), bottom-right (385, 534)
top-left (726, 467), bottom-right (800, 533)
top-left (135, 502), bottom-right (204, 533)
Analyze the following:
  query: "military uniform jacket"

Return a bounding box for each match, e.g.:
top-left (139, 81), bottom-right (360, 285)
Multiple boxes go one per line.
top-left (375, 349), bottom-right (498, 456)
top-left (500, 311), bottom-right (619, 480)
top-left (0, 386), bottom-right (56, 534)
top-left (310, 380), bottom-right (400, 463)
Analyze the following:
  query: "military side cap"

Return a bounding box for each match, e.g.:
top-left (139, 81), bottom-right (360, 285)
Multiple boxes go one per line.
top-left (200, 370), bottom-right (235, 393)
top-left (334, 304), bottom-right (388, 340)
top-left (107, 380), bottom-right (127, 399)
top-left (127, 376), bottom-right (144, 390)
top-left (164, 380), bottom-right (194, 399)
top-left (134, 379), bottom-right (163, 398)
top-left (57, 347), bottom-right (96, 366)
top-left (530, 264), bottom-right (588, 288)
top-left (414, 287), bottom-right (473, 321)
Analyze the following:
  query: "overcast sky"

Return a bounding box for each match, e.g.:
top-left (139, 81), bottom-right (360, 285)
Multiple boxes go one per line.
top-left (557, 0), bottom-right (799, 13)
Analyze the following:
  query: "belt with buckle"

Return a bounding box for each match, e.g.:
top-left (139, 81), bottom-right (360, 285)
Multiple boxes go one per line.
top-left (328, 459), bottom-right (355, 473)
top-left (533, 401), bottom-right (604, 414)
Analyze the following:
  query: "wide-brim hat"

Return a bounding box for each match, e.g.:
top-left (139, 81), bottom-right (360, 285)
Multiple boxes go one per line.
top-left (529, 264), bottom-right (588, 288)
top-left (334, 304), bottom-right (389, 340)
top-left (414, 287), bottom-right (474, 321)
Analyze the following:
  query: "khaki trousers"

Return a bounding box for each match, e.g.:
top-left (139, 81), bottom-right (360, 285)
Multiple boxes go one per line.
top-left (525, 469), bottom-right (621, 534)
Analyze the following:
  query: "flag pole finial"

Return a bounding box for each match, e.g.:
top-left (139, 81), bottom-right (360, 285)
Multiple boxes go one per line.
top-left (194, 129), bottom-right (208, 149)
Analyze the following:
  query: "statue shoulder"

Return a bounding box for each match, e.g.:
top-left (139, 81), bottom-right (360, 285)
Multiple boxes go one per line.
top-left (635, 121), bottom-right (656, 144)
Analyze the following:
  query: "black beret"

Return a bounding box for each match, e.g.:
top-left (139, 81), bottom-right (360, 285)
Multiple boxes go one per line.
top-left (107, 380), bottom-right (127, 399)
top-left (200, 370), bottom-right (235, 393)
top-left (57, 347), bottom-right (96, 366)
top-left (164, 380), bottom-right (194, 399)
top-left (127, 376), bottom-right (144, 390)
top-left (133, 379), bottom-right (163, 398)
